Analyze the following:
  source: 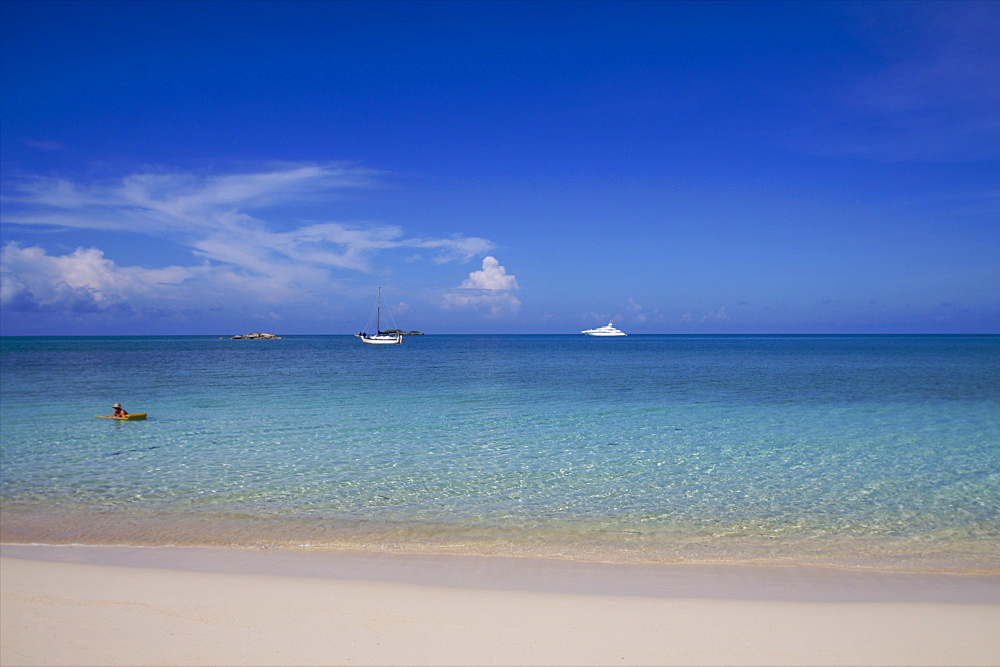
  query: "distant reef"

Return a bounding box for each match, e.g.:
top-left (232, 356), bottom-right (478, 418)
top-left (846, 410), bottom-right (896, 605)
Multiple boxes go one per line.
top-left (230, 332), bottom-right (283, 339)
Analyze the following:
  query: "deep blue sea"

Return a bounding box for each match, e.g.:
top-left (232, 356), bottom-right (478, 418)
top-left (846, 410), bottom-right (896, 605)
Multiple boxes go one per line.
top-left (2, 335), bottom-right (998, 572)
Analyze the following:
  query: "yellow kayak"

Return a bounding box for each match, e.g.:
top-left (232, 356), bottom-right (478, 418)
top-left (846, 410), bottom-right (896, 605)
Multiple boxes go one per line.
top-left (96, 413), bottom-right (147, 420)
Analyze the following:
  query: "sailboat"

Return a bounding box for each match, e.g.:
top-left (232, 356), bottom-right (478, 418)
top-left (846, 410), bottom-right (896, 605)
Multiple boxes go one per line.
top-left (356, 287), bottom-right (403, 344)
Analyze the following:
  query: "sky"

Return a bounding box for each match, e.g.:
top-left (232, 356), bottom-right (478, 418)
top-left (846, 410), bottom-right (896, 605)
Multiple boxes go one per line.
top-left (1, 0), bottom-right (998, 335)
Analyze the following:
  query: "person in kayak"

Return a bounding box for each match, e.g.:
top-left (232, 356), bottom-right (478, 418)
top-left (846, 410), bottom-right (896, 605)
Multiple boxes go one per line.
top-left (112, 403), bottom-right (128, 418)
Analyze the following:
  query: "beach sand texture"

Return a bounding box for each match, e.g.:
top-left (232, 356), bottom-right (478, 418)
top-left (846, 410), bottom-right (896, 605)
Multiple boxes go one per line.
top-left (2, 546), bottom-right (998, 666)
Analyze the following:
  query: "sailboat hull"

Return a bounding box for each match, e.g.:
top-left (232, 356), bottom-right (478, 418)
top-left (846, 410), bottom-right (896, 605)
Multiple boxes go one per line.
top-left (360, 334), bottom-right (402, 344)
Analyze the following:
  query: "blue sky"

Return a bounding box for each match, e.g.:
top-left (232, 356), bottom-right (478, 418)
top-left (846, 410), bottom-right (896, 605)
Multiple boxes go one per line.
top-left (1, 0), bottom-right (997, 335)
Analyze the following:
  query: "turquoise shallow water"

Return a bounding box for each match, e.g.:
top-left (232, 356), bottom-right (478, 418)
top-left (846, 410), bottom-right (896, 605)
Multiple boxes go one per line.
top-left (2, 335), bottom-right (998, 571)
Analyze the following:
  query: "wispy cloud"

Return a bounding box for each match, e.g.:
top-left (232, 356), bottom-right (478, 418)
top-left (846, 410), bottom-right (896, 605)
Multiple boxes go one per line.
top-left (680, 306), bottom-right (731, 324)
top-left (623, 297), bottom-right (664, 324)
top-left (444, 256), bottom-right (521, 315)
top-left (0, 164), bottom-right (496, 318)
top-left (3, 163), bottom-right (379, 233)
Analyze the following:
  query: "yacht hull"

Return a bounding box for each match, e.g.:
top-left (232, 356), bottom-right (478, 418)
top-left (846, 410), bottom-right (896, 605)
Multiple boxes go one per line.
top-left (582, 322), bottom-right (627, 336)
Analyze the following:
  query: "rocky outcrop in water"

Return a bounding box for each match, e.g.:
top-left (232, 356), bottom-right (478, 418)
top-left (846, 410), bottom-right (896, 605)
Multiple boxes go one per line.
top-left (231, 332), bottom-right (283, 339)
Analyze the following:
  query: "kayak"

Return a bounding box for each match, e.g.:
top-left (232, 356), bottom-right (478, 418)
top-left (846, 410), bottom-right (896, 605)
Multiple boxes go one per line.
top-left (96, 413), bottom-right (147, 420)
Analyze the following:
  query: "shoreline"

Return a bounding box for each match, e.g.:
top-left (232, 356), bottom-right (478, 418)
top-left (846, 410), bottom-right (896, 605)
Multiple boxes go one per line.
top-left (4, 544), bottom-right (1000, 666)
top-left (3, 543), bottom-right (999, 603)
top-left (4, 508), bottom-right (998, 576)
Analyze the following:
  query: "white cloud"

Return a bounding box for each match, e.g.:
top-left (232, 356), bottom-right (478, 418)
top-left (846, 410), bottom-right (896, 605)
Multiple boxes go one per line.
top-left (1, 164), bottom-right (498, 319)
top-left (0, 239), bottom-right (343, 316)
top-left (0, 242), bottom-right (202, 313)
top-left (459, 256), bottom-right (519, 291)
top-left (444, 256), bottom-right (521, 315)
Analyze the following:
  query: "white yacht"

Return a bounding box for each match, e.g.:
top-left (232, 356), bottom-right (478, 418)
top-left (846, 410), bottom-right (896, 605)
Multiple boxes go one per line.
top-left (582, 322), bottom-right (627, 336)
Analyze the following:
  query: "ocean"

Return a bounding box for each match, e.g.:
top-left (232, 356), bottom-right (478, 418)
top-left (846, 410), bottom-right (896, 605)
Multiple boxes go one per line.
top-left (2, 335), bottom-right (998, 573)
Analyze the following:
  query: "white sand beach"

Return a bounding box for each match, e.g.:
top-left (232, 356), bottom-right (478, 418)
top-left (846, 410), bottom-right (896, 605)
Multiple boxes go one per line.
top-left (2, 545), bottom-right (998, 666)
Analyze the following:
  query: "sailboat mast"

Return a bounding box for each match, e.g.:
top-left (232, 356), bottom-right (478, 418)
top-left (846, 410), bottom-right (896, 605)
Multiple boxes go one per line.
top-left (376, 286), bottom-right (381, 333)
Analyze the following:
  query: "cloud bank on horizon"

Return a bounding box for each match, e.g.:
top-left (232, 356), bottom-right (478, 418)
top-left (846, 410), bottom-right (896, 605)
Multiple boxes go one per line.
top-left (1, 1), bottom-right (997, 334)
